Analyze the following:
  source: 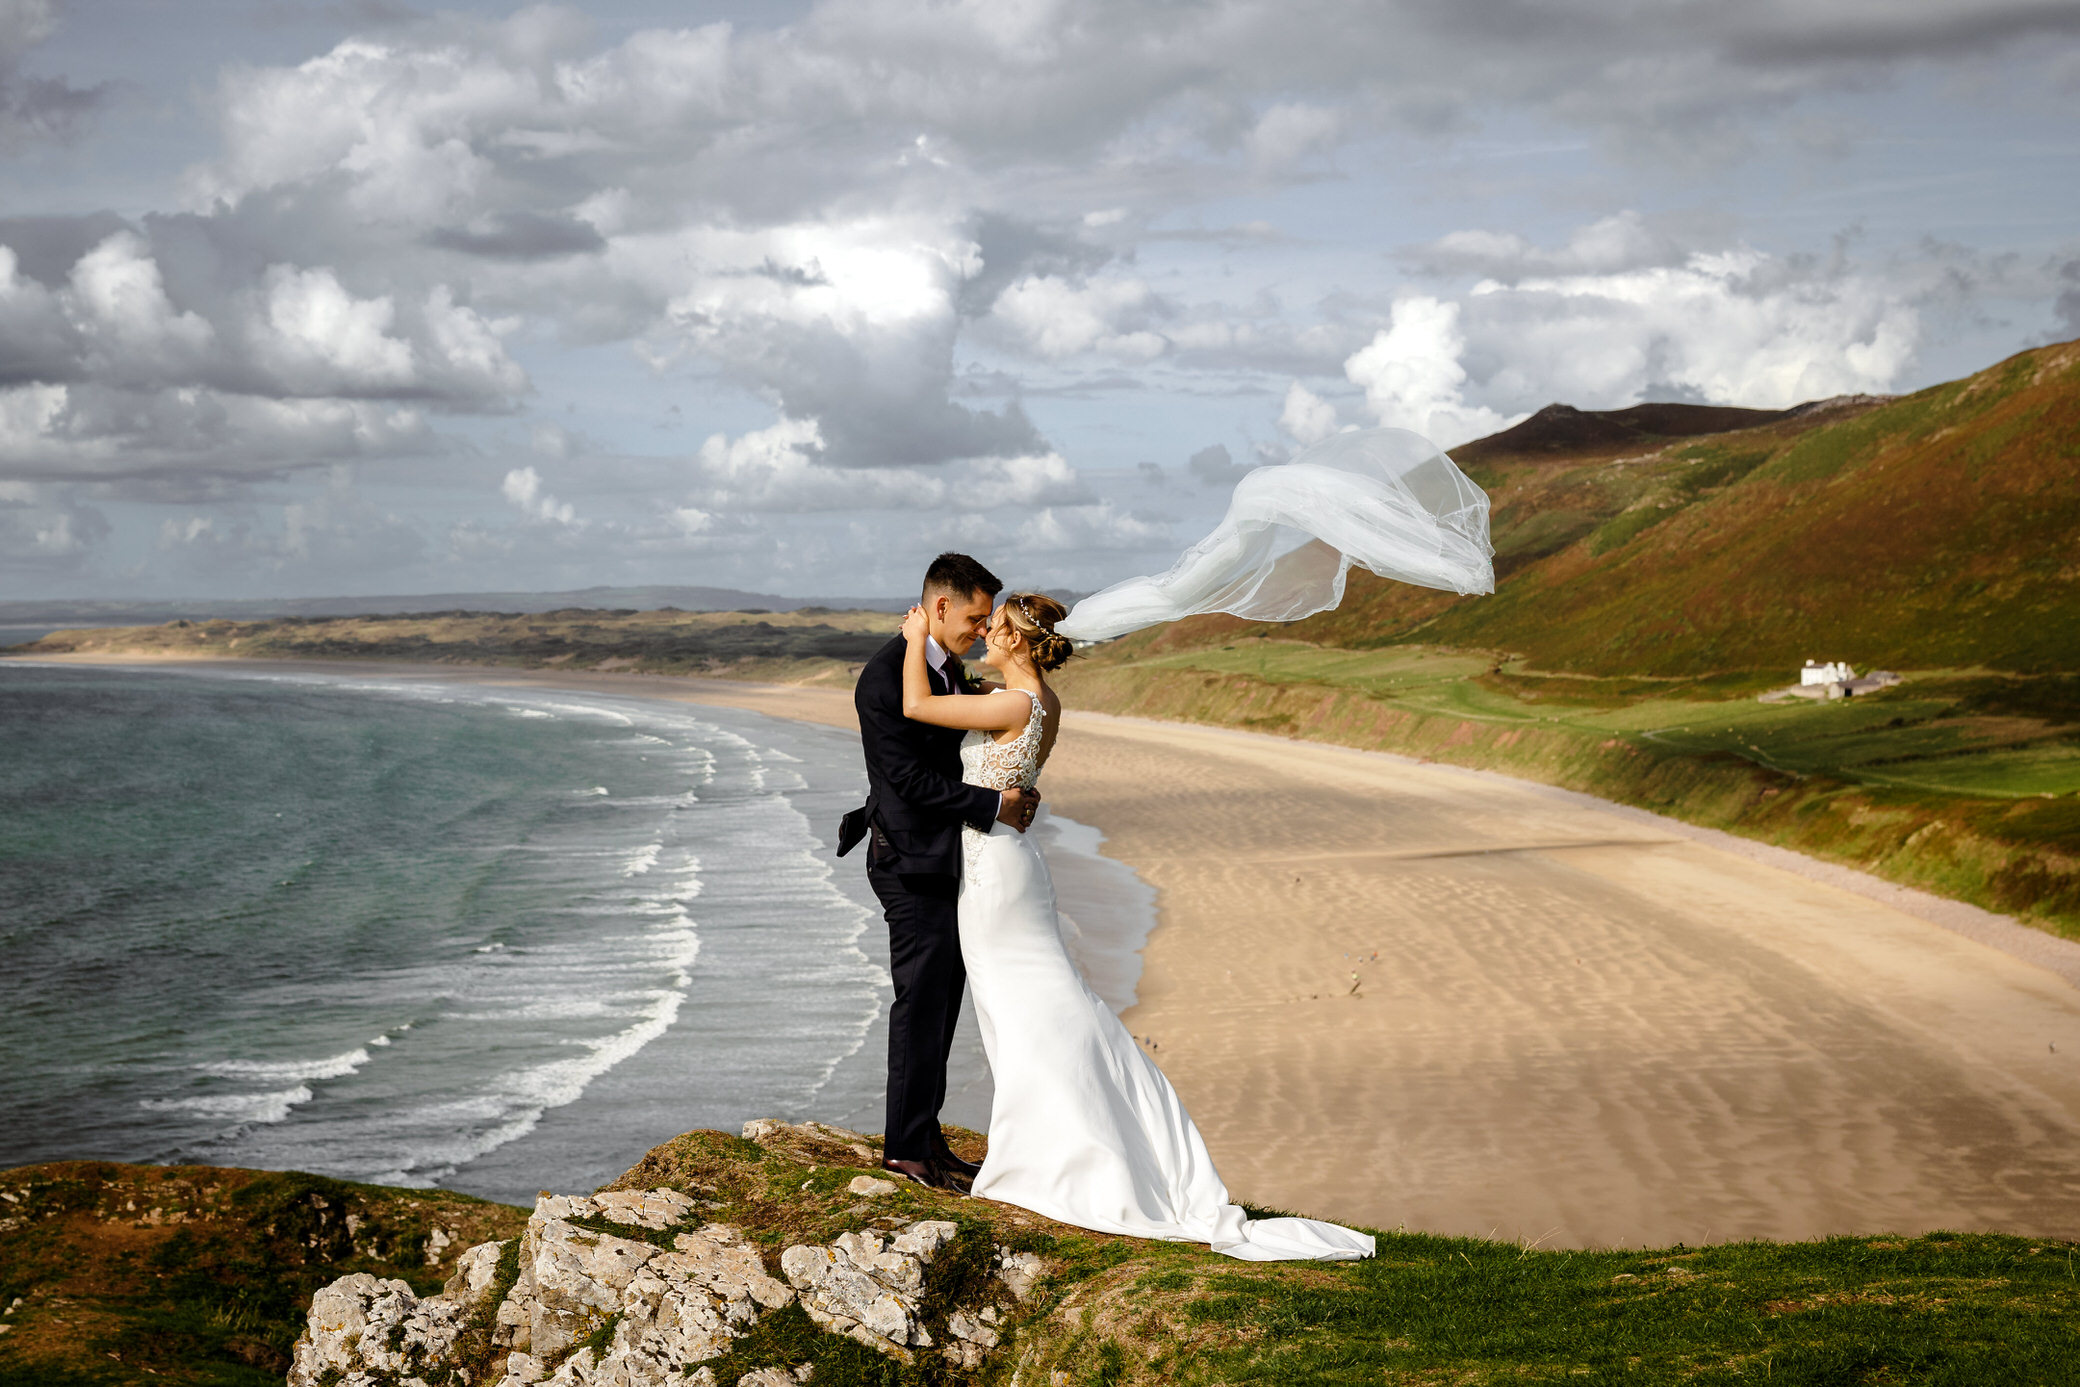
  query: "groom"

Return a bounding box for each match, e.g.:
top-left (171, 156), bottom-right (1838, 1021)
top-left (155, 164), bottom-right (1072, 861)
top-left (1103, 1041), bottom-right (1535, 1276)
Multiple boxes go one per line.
top-left (838, 552), bottom-right (1038, 1188)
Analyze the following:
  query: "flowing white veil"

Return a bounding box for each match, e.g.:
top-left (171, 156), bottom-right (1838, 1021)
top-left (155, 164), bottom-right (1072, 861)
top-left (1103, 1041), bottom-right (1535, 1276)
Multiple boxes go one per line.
top-left (1056, 427), bottom-right (1495, 643)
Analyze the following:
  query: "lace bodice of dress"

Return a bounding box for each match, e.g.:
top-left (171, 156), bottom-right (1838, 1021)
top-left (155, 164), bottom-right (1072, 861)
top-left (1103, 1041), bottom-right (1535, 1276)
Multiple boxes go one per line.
top-left (960, 690), bottom-right (1045, 792)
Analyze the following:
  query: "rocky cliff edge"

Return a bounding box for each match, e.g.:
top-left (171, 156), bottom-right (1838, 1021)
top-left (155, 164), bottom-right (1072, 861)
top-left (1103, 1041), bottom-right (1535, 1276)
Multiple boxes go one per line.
top-left (285, 1119), bottom-right (1096, 1387)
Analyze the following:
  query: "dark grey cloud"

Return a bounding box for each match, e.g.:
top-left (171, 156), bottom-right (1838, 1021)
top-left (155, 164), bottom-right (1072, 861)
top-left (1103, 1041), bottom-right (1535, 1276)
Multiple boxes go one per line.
top-left (2051, 258), bottom-right (2080, 338)
top-left (1726, 0), bottom-right (2080, 65)
top-left (0, 212), bottom-right (130, 284)
top-left (956, 214), bottom-right (1113, 319)
top-left (1186, 443), bottom-right (1252, 486)
top-left (0, 68), bottom-right (100, 140)
top-left (0, 1), bottom-right (104, 146)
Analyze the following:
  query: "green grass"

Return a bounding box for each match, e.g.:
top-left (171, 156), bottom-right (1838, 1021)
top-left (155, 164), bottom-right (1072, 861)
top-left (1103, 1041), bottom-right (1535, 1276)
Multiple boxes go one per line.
top-left (1852, 743), bottom-right (2080, 797)
top-left (1113, 642), bottom-right (2080, 798)
top-left (1138, 643), bottom-right (1493, 700)
top-left (0, 1162), bottom-right (526, 1386)
top-left (1061, 641), bottom-right (2080, 936)
top-left (602, 1123), bottom-right (2080, 1387)
top-left (1673, 444), bottom-right (1775, 494)
top-left (16, 1130), bottom-right (2079, 1386)
top-left (699, 1302), bottom-right (906, 1386)
top-left (1586, 503), bottom-right (1675, 555)
top-left (1037, 1229), bottom-right (2080, 1386)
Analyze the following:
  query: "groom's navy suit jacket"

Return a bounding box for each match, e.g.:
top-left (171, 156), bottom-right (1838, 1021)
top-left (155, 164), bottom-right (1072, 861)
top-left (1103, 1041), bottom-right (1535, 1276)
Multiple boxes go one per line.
top-left (839, 635), bottom-right (999, 879)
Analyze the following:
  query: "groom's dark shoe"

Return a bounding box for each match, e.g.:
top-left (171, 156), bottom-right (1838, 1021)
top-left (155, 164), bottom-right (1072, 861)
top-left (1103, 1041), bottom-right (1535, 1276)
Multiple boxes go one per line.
top-left (881, 1157), bottom-right (950, 1189)
top-left (932, 1147), bottom-right (982, 1179)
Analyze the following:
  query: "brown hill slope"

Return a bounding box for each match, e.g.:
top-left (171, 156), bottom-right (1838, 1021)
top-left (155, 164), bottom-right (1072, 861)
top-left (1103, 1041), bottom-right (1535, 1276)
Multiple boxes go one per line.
top-left (1280, 340), bottom-right (2080, 676)
top-left (1452, 399), bottom-right (1803, 462)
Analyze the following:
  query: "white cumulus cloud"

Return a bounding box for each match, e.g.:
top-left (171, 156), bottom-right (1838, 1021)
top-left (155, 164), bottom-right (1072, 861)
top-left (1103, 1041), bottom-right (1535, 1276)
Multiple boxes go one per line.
top-left (1461, 249), bottom-right (1920, 409)
top-left (987, 273), bottom-right (1168, 361)
top-left (256, 265), bottom-right (415, 394)
top-left (1345, 297), bottom-right (1516, 447)
top-left (685, 416), bottom-right (1089, 513)
top-left (502, 465), bottom-right (577, 525)
top-left (1278, 381), bottom-right (1341, 445)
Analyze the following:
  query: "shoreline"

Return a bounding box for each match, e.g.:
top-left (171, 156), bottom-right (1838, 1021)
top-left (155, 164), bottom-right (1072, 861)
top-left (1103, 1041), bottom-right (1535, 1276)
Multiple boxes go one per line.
top-left (14, 652), bottom-right (2080, 1246)
top-left (19, 648), bottom-right (2074, 990)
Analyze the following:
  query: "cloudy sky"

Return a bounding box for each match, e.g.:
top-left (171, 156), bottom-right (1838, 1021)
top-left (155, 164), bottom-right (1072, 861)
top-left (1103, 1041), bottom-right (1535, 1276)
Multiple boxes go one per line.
top-left (2, 0), bottom-right (2077, 601)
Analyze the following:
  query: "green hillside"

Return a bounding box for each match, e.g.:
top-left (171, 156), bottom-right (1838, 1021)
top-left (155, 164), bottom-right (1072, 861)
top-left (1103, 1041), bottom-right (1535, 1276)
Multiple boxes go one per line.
top-left (1286, 338), bottom-right (2080, 675)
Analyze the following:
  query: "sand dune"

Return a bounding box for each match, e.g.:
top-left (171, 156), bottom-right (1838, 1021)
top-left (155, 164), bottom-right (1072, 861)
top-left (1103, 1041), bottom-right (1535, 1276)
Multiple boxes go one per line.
top-left (22, 655), bottom-right (2080, 1246)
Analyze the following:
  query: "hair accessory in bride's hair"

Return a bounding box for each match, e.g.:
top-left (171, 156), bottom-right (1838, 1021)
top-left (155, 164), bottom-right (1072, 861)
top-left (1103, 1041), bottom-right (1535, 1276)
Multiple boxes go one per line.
top-left (1004, 590), bottom-right (1074, 672)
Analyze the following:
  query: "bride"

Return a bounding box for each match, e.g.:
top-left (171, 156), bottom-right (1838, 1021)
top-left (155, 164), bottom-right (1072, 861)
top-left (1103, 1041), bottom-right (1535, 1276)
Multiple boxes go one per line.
top-left (894, 595), bottom-right (1378, 1262)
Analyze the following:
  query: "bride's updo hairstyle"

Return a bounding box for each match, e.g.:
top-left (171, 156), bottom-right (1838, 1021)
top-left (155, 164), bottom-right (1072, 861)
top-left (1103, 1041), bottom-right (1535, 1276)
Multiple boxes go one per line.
top-left (1002, 592), bottom-right (1074, 672)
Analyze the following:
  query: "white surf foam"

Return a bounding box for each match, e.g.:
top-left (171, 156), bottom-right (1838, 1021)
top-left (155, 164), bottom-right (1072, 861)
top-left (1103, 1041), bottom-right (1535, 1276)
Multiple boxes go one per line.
top-left (197, 1047), bottom-right (372, 1081)
top-left (88, 668), bottom-right (902, 1197)
top-left (142, 1084), bottom-right (313, 1124)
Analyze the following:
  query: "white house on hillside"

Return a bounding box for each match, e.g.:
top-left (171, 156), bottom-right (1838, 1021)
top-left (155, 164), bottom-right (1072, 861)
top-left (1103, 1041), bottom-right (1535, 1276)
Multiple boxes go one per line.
top-left (1801, 660), bottom-right (1855, 686)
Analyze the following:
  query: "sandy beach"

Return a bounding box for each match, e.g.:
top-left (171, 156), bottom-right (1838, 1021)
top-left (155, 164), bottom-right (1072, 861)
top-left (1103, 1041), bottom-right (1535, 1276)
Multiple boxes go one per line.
top-left (22, 653), bottom-right (2080, 1247)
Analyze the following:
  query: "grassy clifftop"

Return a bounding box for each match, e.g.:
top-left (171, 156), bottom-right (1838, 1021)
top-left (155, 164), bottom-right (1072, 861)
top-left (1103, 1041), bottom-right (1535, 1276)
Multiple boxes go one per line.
top-left (6, 1129), bottom-right (2078, 1386)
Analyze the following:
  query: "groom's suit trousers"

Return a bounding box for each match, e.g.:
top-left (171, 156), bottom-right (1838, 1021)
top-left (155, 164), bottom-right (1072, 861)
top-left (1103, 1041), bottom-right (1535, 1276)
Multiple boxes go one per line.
top-left (868, 847), bottom-right (965, 1162)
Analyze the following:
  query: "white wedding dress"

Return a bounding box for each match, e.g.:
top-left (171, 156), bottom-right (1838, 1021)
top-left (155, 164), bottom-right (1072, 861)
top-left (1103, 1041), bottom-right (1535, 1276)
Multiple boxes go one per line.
top-left (955, 692), bottom-right (1375, 1261)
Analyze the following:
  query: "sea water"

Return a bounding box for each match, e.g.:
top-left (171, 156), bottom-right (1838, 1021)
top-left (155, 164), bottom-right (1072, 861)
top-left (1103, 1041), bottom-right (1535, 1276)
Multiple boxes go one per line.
top-left (0, 627), bottom-right (69, 647)
top-left (0, 663), bottom-right (1154, 1204)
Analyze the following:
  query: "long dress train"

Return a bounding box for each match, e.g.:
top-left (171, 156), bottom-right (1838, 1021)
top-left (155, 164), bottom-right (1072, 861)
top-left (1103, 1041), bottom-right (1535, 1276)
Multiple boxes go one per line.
top-left (956, 693), bottom-right (1373, 1262)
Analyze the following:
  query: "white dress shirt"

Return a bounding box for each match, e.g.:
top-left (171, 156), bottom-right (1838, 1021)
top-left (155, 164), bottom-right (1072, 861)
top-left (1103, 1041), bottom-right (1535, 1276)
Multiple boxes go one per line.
top-left (923, 634), bottom-right (954, 691)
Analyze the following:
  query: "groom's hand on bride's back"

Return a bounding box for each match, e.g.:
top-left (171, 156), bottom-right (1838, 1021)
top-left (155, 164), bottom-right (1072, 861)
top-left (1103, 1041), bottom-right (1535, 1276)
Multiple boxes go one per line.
top-left (997, 786), bottom-right (1039, 833)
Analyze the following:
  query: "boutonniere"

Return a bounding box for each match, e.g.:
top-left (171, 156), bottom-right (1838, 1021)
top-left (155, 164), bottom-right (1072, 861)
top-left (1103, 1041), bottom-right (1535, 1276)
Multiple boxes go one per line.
top-left (949, 655), bottom-right (984, 694)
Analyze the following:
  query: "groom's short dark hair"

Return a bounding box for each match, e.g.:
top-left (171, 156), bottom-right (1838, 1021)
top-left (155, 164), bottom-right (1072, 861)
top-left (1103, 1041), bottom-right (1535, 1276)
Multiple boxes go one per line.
top-left (922, 552), bottom-right (1001, 602)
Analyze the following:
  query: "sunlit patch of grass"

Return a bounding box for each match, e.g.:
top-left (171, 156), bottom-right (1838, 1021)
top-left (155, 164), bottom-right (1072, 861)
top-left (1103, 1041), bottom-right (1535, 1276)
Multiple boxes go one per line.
top-left (1019, 1229), bottom-right (2080, 1386)
top-left (1059, 643), bottom-right (2080, 934)
top-left (1116, 642), bottom-right (2080, 801)
top-left (1853, 743), bottom-right (2080, 798)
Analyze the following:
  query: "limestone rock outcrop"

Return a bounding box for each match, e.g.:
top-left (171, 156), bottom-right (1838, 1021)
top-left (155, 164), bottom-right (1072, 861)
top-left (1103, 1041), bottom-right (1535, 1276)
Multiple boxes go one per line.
top-left (287, 1272), bottom-right (474, 1387)
top-left (286, 1190), bottom-right (795, 1387)
top-left (286, 1121), bottom-right (1053, 1386)
top-left (779, 1221), bottom-right (956, 1360)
